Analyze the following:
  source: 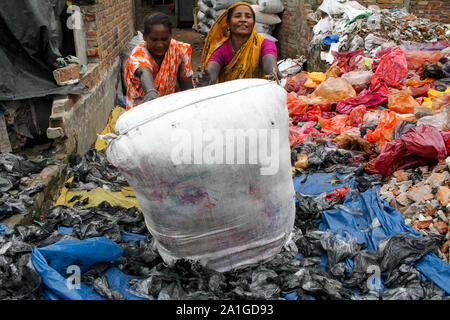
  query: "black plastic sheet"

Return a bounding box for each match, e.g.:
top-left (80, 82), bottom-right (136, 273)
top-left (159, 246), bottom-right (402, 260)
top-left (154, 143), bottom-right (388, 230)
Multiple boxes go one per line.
top-left (0, 0), bottom-right (88, 100)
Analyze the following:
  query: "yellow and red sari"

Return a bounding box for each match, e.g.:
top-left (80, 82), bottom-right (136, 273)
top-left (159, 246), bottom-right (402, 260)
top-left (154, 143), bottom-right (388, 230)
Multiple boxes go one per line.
top-left (201, 2), bottom-right (265, 83)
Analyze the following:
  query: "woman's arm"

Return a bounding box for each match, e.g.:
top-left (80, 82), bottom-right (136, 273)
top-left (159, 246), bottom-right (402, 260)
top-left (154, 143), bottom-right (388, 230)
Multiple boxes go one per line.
top-left (206, 61), bottom-right (221, 85)
top-left (135, 66), bottom-right (160, 102)
top-left (262, 54), bottom-right (281, 79)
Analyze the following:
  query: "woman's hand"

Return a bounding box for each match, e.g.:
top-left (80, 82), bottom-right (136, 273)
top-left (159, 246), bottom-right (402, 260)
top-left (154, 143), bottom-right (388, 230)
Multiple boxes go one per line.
top-left (194, 71), bottom-right (212, 88)
top-left (134, 89), bottom-right (160, 104)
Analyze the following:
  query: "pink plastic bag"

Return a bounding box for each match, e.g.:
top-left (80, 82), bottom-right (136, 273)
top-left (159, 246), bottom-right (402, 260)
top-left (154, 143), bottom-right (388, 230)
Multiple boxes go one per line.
top-left (370, 47), bottom-right (408, 89)
top-left (332, 49), bottom-right (364, 72)
top-left (374, 124), bottom-right (448, 176)
top-left (336, 81), bottom-right (390, 114)
top-left (405, 50), bottom-right (443, 71)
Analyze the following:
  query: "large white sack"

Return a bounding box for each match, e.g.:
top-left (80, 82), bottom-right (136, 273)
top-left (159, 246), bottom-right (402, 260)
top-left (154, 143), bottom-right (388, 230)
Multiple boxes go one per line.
top-left (255, 22), bottom-right (271, 34)
top-left (211, 0), bottom-right (257, 10)
top-left (258, 0), bottom-right (284, 14)
top-left (252, 5), bottom-right (281, 25)
top-left (106, 79), bottom-right (295, 272)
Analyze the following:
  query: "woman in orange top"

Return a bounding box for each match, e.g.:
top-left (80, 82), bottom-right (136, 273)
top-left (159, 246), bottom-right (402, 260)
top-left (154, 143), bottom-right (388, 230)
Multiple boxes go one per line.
top-left (124, 12), bottom-right (193, 110)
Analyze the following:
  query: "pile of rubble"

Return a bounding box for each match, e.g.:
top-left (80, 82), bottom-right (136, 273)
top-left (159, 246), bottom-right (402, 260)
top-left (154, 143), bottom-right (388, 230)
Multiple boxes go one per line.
top-left (309, 0), bottom-right (450, 62)
top-left (380, 160), bottom-right (450, 263)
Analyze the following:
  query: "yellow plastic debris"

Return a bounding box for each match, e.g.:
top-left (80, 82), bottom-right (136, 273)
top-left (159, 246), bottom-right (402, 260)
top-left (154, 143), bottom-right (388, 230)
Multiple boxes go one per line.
top-left (304, 72), bottom-right (326, 88)
top-left (55, 105), bottom-right (140, 210)
top-left (94, 106), bottom-right (126, 151)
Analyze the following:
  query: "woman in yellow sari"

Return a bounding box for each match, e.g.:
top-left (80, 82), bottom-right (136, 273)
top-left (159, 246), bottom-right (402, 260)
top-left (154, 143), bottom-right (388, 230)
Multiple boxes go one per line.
top-left (198, 2), bottom-right (280, 85)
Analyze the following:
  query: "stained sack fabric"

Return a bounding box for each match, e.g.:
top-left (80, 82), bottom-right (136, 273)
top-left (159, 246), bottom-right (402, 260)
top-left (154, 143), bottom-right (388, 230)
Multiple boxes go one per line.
top-left (0, 0), bottom-right (88, 100)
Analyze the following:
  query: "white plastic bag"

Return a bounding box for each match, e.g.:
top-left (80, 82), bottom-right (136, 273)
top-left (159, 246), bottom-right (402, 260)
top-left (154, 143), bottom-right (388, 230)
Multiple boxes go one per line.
top-left (252, 5), bottom-right (281, 25)
top-left (255, 22), bottom-right (271, 34)
top-left (105, 79), bottom-right (295, 272)
top-left (260, 32), bottom-right (278, 43)
top-left (258, 0), bottom-right (284, 14)
top-left (211, 0), bottom-right (257, 10)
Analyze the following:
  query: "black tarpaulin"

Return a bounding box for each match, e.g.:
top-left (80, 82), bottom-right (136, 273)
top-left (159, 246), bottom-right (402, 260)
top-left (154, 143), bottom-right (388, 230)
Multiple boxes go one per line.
top-left (0, 0), bottom-right (88, 101)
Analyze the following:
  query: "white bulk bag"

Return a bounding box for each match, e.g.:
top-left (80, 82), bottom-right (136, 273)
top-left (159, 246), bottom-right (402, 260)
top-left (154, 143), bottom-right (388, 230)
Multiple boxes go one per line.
top-left (258, 0), bottom-right (284, 14)
top-left (252, 5), bottom-right (281, 25)
top-left (106, 79), bottom-right (295, 272)
top-left (211, 0), bottom-right (257, 10)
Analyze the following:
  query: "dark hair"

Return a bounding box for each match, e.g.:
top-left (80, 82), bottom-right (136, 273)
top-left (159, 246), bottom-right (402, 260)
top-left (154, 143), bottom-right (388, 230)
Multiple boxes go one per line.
top-left (143, 12), bottom-right (174, 36)
top-left (227, 4), bottom-right (255, 22)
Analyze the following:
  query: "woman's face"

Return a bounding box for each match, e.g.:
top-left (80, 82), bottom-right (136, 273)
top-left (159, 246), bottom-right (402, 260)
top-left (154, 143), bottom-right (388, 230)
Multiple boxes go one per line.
top-left (228, 5), bottom-right (254, 37)
top-left (144, 24), bottom-right (172, 59)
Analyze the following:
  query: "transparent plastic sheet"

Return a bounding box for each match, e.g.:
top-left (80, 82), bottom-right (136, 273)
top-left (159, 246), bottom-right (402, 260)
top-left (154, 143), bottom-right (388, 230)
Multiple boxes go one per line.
top-left (370, 47), bottom-right (408, 89)
top-left (388, 88), bottom-right (420, 114)
top-left (374, 124), bottom-right (447, 176)
top-left (401, 40), bottom-right (449, 51)
top-left (417, 105), bottom-right (450, 131)
top-left (341, 70), bottom-right (373, 87)
top-left (298, 77), bottom-right (356, 105)
top-left (405, 50), bottom-right (443, 71)
top-left (336, 81), bottom-right (390, 114)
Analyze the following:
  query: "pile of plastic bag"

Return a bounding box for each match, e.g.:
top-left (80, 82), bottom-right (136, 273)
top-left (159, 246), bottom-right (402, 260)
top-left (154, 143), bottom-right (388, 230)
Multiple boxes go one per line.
top-left (196, 0), bottom-right (283, 43)
top-left (308, 0), bottom-right (450, 64)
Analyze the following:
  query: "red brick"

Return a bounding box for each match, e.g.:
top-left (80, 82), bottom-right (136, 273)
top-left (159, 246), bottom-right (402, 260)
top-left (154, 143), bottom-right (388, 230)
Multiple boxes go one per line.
top-left (53, 64), bottom-right (80, 85)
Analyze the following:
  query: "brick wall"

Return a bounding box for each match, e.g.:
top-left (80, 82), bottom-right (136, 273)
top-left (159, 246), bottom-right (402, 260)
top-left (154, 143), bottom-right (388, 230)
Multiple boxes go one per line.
top-left (78, 0), bottom-right (135, 74)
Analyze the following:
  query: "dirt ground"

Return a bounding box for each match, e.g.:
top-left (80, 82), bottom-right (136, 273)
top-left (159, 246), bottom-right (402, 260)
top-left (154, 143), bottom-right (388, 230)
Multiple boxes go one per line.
top-left (172, 28), bottom-right (205, 76)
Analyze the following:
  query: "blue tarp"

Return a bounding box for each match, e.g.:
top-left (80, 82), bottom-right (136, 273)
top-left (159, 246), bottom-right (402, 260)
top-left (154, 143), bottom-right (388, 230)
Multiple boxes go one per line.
top-left (293, 173), bottom-right (450, 295)
top-left (31, 237), bottom-right (124, 300)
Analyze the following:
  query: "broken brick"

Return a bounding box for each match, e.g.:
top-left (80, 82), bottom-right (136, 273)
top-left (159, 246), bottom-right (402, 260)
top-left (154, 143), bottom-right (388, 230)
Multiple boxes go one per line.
top-left (53, 63), bottom-right (80, 86)
top-left (407, 184), bottom-right (432, 203)
top-left (433, 222), bottom-right (448, 234)
top-left (395, 170), bottom-right (409, 182)
top-left (436, 186), bottom-right (449, 207)
top-left (412, 219), bottom-right (433, 230)
top-left (441, 240), bottom-right (450, 254)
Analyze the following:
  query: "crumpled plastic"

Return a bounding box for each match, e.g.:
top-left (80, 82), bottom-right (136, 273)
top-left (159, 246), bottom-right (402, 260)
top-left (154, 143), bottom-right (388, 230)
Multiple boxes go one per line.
top-left (298, 77), bottom-right (356, 105)
top-left (374, 124), bottom-right (448, 176)
top-left (417, 105), bottom-right (449, 131)
top-left (347, 105), bottom-right (366, 126)
top-left (284, 72), bottom-right (311, 96)
top-left (392, 120), bottom-right (417, 140)
top-left (319, 114), bottom-right (352, 134)
top-left (304, 72), bottom-right (327, 88)
top-left (336, 81), bottom-right (390, 114)
top-left (401, 40), bottom-right (449, 52)
top-left (287, 92), bottom-right (309, 116)
top-left (332, 49), bottom-right (364, 72)
top-left (341, 70), bottom-right (373, 87)
top-left (364, 110), bottom-right (416, 151)
top-left (370, 47), bottom-right (408, 89)
top-left (405, 50), bottom-right (443, 71)
top-left (387, 88), bottom-right (419, 114)
top-left (422, 61), bottom-right (444, 79)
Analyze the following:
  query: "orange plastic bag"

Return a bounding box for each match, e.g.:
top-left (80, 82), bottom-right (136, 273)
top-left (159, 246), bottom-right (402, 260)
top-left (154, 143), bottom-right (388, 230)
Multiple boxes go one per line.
top-left (364, 110), bottom-right (416, 151)
top-left (405, 50), bottom-right (443, 71)
top-left (432, 92), bottom-right (450, 111)
top-left (388, 88), bottom-right (419, 114)
top-left (298, 77), bottom-right (356, 105)
top-left (325, 63), bottom-right (345, 78)
top-left (404, 78), bottom-right (435, 88)
top-left (287, 92), bottom-right (308, 116)
top-left (318, 114), bottom-right (350, 134)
